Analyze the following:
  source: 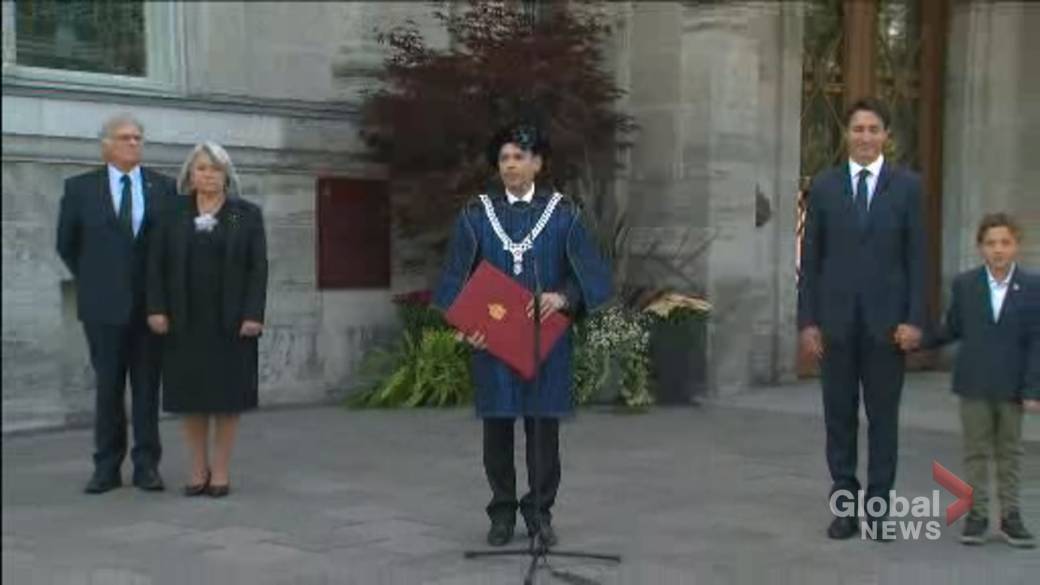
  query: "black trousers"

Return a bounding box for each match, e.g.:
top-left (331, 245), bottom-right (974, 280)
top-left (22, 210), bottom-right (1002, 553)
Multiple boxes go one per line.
top-left (821, 304), bottom-right (905, 512)
top-left (83, 317), bottom-right (162, 476)
top-left (483, 417), bottom-right (561, 527)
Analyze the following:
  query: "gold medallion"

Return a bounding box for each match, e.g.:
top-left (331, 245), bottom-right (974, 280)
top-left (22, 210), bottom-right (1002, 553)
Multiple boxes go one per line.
top-left (488, 303), bottom-right (507, 321)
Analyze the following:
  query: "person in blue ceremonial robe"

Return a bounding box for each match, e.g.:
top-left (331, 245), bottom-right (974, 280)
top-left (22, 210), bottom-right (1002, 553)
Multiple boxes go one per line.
top-left (433, 123), bottom-right (612, 547)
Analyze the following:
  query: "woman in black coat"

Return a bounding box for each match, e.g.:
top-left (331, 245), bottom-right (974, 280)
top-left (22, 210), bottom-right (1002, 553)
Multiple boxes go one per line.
top-left (147, 141), bottom-right (267, 497)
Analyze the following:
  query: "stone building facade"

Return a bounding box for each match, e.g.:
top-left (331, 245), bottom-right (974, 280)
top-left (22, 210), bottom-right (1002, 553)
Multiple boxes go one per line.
top-left (3, 1), bottom-right (1037, 432)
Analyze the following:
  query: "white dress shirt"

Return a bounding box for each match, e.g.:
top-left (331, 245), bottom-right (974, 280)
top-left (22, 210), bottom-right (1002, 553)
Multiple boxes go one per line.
top-left (107, 164), bottom-right (145, 236)
top-left (505, 183), bottom-right (535, 205)
top-left (848, 155), bottom-right (884, 208)
top-left (987, 264), bottom-right (1016, 322)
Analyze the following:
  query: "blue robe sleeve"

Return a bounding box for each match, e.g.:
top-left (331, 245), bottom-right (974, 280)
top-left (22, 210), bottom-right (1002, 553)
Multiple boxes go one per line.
top-left (433, 207), bottom-right (479, 312)
top-left (564, 205), bottom-right (613, 314)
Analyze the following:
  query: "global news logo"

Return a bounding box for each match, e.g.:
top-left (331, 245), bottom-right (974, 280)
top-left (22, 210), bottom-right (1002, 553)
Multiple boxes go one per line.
top-left (828, 461), bottom-right (974, 541)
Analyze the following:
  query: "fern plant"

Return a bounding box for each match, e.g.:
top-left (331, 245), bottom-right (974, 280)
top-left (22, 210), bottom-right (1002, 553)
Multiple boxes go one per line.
top-left (349, 329), bottom-right (473, 408)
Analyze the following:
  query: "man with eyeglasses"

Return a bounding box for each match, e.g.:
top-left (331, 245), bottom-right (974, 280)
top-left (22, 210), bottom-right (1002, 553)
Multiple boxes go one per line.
top-left (56, 113), bottom-right (177, 494)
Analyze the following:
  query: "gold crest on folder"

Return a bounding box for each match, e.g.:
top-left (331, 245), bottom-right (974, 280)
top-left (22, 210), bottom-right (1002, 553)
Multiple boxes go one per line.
top-left (488, 303), bottom-right (507, 321)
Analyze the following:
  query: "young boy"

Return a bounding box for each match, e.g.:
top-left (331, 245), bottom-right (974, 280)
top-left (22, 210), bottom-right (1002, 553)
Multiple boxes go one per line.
top-left (933, 213), bottom-right (1039, 548)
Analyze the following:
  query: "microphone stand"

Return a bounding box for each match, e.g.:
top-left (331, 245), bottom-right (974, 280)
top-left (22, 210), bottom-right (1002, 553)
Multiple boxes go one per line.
top-left (463, 259), bottom-right (621, 584)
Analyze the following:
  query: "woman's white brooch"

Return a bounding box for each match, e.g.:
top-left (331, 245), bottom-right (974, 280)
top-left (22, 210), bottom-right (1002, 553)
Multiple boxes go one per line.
top-left (194, 213), bottom-right (218, 233)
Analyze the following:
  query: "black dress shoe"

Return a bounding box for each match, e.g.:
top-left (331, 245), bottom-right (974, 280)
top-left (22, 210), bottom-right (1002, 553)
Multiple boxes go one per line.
top-left (526, 520), bottom-right (558, 547)
top-left (183, 470), bottom-right (211, 497)
top-left (132, 468), bottom-right (165, 492)
top-left (533, 523), bottom-right (558, 547)
top-left (866, 517), bottom-right (895, 542)
top-left (206, 484), bottom-right (231, 498)
top-left (486, 522), bottom-right (515, 547)
top-left (827, 516), bottom-right (859, 540)
top-left (84, 472), bottom-right (122, 494)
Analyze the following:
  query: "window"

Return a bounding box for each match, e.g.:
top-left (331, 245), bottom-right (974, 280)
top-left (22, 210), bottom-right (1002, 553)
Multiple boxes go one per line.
top-left (316, 178), bottom-right (391, 289)
top-left (3, 0), bottom-right (181, 91)
top-left (15, 0), bottom-right (146, 76)
top-left (521, 0), bottom-right (555, 27)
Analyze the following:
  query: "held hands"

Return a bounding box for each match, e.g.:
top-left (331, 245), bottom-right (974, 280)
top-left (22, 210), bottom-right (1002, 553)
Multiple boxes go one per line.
top-left (147, 314), bottom-right (169, 335)
top-left (799, 326), bottom-right (824, 361)
top-left (892, 324), bottom-right (922, 352)
top-left (239, 320), bottom-right (264, 337)
top-left (526, 292), bottom-right (567, 322)
top-left (1024, 399), bottom-right (1040, 414)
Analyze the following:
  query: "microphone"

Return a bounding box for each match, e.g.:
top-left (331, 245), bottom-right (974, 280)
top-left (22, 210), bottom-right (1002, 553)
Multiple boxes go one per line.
top-left (532, 257), bottom-right (542, 385)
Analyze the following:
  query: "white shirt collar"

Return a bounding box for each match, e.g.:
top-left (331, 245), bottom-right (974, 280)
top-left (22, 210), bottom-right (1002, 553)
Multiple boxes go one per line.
top-left (108, 163), bottom-right (142, 183)
top-left (849, 155), bottom-right (884, 179)
top-left (506, 183), bottom-right (535, 205)
top-left (986, 263), bottom-right (1016, 288)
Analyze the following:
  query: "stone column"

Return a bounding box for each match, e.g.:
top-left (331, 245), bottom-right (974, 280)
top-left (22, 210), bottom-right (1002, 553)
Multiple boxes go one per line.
top-left (943, 1), bottom-right (1040, 290)
top-left (750, 2), bottom-right (804, 386)
top-left (619, 2), bottom-right (803, 396)
top-left (690, 4), bottom-right (761, 397)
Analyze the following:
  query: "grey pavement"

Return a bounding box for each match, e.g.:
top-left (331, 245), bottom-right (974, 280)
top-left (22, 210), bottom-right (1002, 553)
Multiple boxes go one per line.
top-left (3, 373), bottom-right (1039, 585)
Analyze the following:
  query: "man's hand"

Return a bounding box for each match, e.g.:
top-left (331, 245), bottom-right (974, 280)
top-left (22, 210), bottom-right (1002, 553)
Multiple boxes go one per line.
top-left (893, 324), bottom-right (922, 352)
top-left (454, 329), bottom-right (487, 350)
top-left (239, 320), bottom-right (264, 337)
top-left (1024, 399), bottom-right (1040, 414)
top-left (147, 314), bottom-right (169, 335)
top-left (526, 292), bottom-right (567, 322)
top-left (800, 326), bottom-right (824, 361)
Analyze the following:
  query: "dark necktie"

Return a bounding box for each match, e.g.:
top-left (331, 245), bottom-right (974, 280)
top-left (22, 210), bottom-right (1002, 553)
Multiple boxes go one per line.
top-left (118, 174), bottom-right (134, 237)
top-left (854, 169), bottom-right (870, 229)
top-left (511, 199), bottom-right (530, 209)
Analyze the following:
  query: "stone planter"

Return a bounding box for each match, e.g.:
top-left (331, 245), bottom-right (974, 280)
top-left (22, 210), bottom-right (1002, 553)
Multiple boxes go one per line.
top-left (578, 354), bottom-right (622, 405)
top-left (649, 318), bottom-right (707, 405)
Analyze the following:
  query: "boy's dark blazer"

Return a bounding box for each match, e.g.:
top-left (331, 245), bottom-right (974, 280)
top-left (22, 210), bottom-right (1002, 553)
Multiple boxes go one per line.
top-left (932, 266), bottom-right (1040, 400)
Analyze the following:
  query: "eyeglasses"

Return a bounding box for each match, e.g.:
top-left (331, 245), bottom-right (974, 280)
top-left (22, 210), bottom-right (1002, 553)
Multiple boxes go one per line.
top-left (112, 134), bottom-right (144, 144)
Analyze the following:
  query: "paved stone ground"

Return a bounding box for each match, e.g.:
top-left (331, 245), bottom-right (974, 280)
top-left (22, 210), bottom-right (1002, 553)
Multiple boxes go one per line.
top-left (3, 374), bottom-right (1039, 585)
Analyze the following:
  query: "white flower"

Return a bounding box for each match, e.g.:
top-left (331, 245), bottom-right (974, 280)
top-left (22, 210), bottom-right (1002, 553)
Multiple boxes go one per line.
top-left (194, 213), bottom-right (218, 232)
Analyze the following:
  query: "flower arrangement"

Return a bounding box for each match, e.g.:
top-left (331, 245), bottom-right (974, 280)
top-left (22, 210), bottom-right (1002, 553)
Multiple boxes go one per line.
top-left (573, 306), bottom-right (653, 409)
top-left (642, 292), bottom-right (712, 323)
top-left (391, 289), bottom-right (446, 335)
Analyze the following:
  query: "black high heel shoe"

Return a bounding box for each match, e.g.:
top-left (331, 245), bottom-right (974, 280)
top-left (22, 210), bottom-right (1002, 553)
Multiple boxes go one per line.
top-left (183, 469), bottom-right (210, 497)
top-left (206, 483), bottom-right (231, 498)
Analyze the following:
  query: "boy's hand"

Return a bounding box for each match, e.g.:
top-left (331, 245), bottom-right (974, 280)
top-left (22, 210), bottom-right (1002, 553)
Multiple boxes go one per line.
top-left (1024, 399), bottom-right (1040, 413)
top-left (893, 324), bottom-right (922, 351)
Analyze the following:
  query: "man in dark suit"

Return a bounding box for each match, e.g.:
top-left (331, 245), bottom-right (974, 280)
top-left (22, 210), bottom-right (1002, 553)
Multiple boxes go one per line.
top-left (797, 98), bottom-right (928, 540)
top-left (56, 114), bottom-right (177, 494)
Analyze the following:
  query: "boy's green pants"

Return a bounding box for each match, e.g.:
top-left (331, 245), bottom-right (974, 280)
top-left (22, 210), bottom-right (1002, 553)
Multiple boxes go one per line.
top-left (960, 398), bottom-right (1024, 516)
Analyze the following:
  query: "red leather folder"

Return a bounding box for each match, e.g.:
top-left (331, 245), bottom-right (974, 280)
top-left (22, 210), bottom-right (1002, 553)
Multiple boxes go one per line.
top-left (444, 261), bottom-right (570, 380)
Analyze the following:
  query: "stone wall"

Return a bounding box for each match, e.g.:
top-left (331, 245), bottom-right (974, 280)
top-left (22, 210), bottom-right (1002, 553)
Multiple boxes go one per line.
top-left (943, 0), bottom-right (1040, 294)
top-left (614, 1), bottom-right (803, 396)
top-left (1, 1), bottom-right (447, 432)
top-left (1, 111), bottom-right (400, 433)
